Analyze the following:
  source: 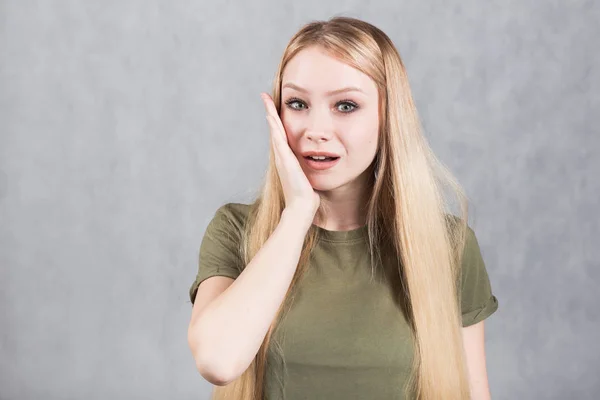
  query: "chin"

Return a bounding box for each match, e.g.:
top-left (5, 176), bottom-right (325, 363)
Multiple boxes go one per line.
top-left (307, 177), bottom-right (332, 191)
top-left (309, 177), bottom-right (346, 192)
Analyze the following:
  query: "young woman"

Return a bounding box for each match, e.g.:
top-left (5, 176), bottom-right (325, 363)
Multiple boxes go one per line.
top-left (187, 16), bottom-right (499, 400)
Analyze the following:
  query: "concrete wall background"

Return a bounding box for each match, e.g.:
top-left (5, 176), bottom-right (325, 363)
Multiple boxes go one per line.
top-left (1, 1), bottom-right (598, 398)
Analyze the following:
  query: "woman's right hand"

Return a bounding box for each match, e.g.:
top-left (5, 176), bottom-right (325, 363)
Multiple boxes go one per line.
top-left (260, 92), bottom-right (320, 218)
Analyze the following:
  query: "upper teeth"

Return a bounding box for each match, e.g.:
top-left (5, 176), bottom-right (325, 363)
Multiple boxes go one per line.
top-left (310, 156), bottom-right (328, 160)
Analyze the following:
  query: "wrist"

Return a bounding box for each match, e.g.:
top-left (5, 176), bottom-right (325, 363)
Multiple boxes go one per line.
top-left (281, 206), bottom-right (315, 231)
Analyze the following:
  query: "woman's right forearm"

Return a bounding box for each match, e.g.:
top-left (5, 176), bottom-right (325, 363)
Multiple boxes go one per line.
top-left (189, 207), bottom-right (314, 384)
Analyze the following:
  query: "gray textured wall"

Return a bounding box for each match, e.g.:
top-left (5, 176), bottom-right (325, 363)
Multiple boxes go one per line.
top-left (1, 1), bottom-right (598, 399)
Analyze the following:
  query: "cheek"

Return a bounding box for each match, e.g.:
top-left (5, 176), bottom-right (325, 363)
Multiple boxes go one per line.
top-left (346, 136), bottom-right (377, 164)
top-left (281, 118), bottom-right (302, 146)
top-left (363, 119), bottom-right (380, 153)
top-left (345, 123), bottom-right (379, 156)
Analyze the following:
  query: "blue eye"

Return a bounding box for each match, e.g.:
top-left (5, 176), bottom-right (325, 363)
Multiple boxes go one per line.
top-left (284, 97), bottom-right (359, 114)
top-left (337, 101), bottom-right (357, 113)
top-left (285, 98), bottom-right (307, 110)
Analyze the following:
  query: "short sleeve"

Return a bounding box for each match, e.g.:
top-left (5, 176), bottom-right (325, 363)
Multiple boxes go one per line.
top-left (460, 226), bottom-right (499, 327)
top-left (188, 203), bottom-right (247, 305)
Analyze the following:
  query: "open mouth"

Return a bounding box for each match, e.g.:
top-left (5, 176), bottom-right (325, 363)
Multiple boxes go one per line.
top-left (304, 156), bottom-right (340, 162)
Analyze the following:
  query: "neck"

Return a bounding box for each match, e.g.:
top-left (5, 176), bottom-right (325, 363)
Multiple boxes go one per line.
top-left (313, 167), bottom-right (374, 231)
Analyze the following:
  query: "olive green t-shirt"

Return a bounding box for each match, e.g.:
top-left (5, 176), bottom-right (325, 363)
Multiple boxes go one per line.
top-left (189, 203), bottom-right (499, 400)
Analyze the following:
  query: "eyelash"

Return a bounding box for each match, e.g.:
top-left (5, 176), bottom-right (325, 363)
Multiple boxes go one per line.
top-left (283, 97), bottom-right (359, 114)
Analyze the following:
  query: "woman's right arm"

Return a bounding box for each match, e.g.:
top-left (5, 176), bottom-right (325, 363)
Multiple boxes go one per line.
top-left (187, 205), bottom-right (313, 386)
top-left (188, 92), bottom-right (319, 386)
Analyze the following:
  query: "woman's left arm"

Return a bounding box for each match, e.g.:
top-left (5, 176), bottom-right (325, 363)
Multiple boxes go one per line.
top-left (462, 320), bottom-right (492, 400)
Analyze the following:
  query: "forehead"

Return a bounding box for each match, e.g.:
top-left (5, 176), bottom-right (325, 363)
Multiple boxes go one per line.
top-left (281, 46), bottom-right (377, 96)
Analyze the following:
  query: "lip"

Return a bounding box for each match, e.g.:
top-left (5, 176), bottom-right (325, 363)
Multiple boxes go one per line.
top-left (302, 156), bottom-right (341, 171)
top-left (301, 151), bottom-right (341, 158)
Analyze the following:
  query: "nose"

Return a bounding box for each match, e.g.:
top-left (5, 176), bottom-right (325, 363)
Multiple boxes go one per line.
top-left (303, 109), bottom-right (333, 143)
top-left (305, 130), bottom-right (332, 143)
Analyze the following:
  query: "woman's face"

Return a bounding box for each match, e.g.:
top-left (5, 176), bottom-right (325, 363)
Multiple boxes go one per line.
top-left (280, 46), bottom-right (380, 192)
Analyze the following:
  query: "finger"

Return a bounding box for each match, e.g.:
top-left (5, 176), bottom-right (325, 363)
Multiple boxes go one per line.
top-left (266, 115), bottom-right (279, 143)
top-left (266, 115), bottom-right (284, 157)
top-left (261, 93), bottom-right (287, 141)
top-left (270, 136), bottom-right (280, 166)
top-left (260, 92), bottom-right (277, 116)
top-left (267, 118), bottom-right (291, 162)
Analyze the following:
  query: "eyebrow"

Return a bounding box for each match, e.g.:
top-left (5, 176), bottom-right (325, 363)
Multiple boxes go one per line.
top-left (282, 82), bottom-right (365, 96)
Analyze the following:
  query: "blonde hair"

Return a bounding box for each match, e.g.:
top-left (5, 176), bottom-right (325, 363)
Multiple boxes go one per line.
top-left (212, 15), bottom-right (471, 400)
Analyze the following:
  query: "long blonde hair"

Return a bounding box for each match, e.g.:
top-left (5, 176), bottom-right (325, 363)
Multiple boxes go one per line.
top-left (212, 15), bottom-right (471, 400)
